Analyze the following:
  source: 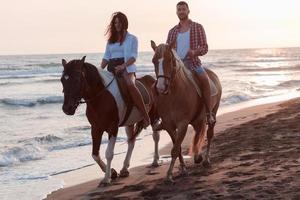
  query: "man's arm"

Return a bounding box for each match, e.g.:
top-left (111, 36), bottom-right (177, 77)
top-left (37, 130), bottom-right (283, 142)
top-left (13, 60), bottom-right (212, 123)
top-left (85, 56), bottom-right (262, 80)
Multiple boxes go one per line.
top-left (166, 29), bottom-right (173, 44)
top-left (195, 24), bottom-right (208, 56)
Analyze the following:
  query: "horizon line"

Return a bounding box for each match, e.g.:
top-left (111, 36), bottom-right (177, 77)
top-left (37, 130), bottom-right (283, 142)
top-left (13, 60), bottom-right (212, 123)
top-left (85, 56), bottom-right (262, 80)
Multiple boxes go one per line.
top-left (1, 45), bottom-right (299, 57)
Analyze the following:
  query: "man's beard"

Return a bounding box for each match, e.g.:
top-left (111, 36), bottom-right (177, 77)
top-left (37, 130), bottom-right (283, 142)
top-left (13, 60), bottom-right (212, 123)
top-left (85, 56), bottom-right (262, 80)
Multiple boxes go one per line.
top-left (178, 15), bottom-right (188, 21)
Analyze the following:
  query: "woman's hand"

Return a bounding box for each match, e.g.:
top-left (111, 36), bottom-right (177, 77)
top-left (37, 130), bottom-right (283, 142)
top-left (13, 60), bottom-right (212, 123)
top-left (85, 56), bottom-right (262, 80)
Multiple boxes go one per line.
top-left (115, 64), bottom-right (126, 73)
top-left (100, 59), bottom-right (109, 69)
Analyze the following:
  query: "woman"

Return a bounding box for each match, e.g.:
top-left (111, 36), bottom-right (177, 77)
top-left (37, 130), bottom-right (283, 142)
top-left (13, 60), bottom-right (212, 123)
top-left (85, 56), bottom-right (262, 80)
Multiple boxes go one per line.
top-left (100, 12), bottom-right (150, 127)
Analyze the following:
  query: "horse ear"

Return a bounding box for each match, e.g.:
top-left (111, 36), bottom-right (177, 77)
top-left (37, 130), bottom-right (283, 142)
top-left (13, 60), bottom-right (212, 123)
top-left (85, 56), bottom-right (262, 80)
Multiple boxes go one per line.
top-left (62, 59), bottom-right (67, 67)
top-left (81, 56), bottom-right (86, 63)
top-left (151, 40), bottom-right (157, 52)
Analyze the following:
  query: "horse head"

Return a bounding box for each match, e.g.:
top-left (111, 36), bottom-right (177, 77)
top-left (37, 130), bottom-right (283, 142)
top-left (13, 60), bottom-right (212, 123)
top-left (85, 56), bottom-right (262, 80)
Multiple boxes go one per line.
top-left (151, 40), bottom-right (177, 95)
top-left (61, 56), bottom-right (86, 115)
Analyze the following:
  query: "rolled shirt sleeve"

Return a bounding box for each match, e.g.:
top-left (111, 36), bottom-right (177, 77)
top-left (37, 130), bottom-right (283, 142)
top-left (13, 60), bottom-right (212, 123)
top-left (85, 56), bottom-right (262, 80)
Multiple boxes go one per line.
top-left (197, 24), bottom-right (208, 56)
top-left (103, 42), bottom-right (111, 61)
top-left (130, 36), bottom-right (138, 60)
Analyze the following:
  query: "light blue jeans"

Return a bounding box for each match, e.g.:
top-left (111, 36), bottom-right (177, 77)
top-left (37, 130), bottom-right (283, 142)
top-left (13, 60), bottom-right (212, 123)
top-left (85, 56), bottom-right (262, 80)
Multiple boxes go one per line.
top-left (182, 59), bottom-right (205, 74)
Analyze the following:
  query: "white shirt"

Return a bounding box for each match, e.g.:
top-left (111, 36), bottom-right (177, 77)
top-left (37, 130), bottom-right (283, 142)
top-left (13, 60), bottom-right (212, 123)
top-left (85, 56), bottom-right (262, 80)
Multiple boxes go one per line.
top-left (103, 32), bottom-right (138, 73)
top-left (176, 29), bottom-right (190, 59)
top-left (104, 42), bottom-right (124, 59)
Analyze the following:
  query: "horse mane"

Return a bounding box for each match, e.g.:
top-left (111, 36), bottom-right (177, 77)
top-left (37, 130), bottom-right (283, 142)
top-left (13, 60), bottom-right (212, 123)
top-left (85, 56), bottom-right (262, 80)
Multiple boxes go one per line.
top-left (170, 49), bottom-right (194, 85)
top-left (83, 62), bottom-right (105, 89)
top-left (68, 59), bottom-right (105, 89)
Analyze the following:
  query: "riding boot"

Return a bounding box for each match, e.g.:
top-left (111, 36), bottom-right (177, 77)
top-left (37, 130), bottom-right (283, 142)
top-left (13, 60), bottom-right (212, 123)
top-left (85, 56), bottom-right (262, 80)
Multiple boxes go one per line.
top-left (195, 73), bottom-right (215, 127)
top-left (127, 84), bottom-right (151, 128)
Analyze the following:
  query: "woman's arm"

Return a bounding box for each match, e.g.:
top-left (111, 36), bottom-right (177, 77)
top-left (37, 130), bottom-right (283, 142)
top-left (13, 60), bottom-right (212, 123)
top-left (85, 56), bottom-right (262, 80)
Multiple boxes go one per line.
top-left (101, 42), bottom-right (111, 69)
top-left (115, 57), bottom-right (135, 73)
top-left (100, 59), bottom-right (109, 69)
top-left (115, 35), bottom-right (138, 73)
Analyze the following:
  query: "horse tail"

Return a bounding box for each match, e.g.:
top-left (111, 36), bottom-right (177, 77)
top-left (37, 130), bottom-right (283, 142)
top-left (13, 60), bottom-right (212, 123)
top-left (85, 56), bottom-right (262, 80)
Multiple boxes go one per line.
top-left (192, 120), bottom-right (206, 155)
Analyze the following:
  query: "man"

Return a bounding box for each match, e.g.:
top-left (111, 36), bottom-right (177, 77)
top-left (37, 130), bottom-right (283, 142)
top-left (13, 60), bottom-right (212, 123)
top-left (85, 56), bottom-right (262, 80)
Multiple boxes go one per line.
top-left (166, 1), bottom-right (215, 126)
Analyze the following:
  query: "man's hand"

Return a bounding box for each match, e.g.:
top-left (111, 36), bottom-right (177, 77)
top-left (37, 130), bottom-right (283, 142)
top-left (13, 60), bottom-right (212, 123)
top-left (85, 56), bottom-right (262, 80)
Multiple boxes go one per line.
top-left (186, 49), bottom-right (196, 58)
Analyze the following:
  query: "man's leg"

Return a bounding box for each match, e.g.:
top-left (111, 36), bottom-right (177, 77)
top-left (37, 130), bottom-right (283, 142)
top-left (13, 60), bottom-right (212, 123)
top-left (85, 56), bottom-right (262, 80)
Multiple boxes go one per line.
top-left (193, 66), bottom-right (215, 127)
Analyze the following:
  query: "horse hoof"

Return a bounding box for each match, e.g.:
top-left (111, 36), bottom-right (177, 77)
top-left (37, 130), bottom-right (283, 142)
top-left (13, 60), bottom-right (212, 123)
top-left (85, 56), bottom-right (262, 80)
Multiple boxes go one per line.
top-left (180, 168), bottom-right (189, 177)
top-left (151, 161), bottom-right (160, 168)
top-left (164, 176), bottom-right (175, 185)
top-left (111, 168), bottom-right (118, 179)
top-left (119, 169), bottom-right (130, 178)
top-left (194, 154), bottom-right (203, 164)
top-left (202, 160), bottom-right (211, 168)
top-left (98, 180), bottom-right (111, 187)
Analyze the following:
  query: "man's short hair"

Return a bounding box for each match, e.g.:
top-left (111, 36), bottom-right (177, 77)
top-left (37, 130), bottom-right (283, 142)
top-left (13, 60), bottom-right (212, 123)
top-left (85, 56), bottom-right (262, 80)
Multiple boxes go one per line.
top-left (177, 1), bottom-right (189, 9)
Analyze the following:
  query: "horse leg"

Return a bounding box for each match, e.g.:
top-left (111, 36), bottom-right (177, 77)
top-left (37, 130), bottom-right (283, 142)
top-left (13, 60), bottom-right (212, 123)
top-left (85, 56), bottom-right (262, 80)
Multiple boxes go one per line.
top-left (151, 127), bottom-right (160, 167)
top-left (120, 125), bottom-right (135, 177)
top-left (99, 135), bottom-right (117, 186)
top-left (166, 123), bottom-right (188, 183)
top-left (178, 146), bottom-right (188, 176)
top-left (192, 119), bottom-right (207, 164)
top-left (91, 127), bottom-right (117, 180)
top-left (91, 127), bottom-right (106, 170)
top-left (203, 125), bottom-right (214, 168)
top-left (203, 104), bottom-right (218, 168)
top-left (168, 130), bottom-right (186, 175)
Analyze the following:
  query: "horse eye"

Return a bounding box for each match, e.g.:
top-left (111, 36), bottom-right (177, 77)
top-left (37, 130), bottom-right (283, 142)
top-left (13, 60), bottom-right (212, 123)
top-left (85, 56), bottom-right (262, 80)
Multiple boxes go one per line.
top-left (64, 75), bottom-right (69, 80)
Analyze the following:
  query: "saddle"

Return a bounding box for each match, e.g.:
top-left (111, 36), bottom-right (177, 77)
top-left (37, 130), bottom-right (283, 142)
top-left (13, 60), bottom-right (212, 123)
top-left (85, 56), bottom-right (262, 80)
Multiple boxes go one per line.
top-left (116, 77), bottom-right (151, 126)
top-left (180, 62), bottom-right (218, 98)
top-left (98, 69), bottom-right (150, 127)
top-left (173, 51), bottom-right (218, 98)
top-left (191, 70), bottom-right (218, 97)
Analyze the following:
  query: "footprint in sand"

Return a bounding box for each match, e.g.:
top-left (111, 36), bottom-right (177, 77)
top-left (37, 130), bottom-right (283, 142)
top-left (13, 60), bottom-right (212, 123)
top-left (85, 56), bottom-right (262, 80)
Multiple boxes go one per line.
top-left (146, 171), bottom-right (159, 175)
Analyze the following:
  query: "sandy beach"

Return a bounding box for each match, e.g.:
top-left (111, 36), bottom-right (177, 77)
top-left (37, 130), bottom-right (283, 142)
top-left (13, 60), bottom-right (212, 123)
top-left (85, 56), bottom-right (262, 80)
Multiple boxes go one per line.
top-left (46, 97), bottom-right (300, 200)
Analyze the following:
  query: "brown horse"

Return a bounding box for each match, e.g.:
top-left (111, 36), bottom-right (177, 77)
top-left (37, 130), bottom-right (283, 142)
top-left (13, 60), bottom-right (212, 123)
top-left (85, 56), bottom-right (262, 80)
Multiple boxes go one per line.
top-left (150, 41), bottom-right (222, 183)
top-left (60, 56), bottom-right (161, 186)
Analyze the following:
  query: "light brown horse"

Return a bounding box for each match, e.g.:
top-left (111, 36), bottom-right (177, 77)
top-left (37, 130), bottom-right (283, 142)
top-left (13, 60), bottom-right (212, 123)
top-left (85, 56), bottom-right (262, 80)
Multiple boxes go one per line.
top-left (61, 56), bottom-right (161, 186)
top-left (151, 41), bottom-right (222, 183)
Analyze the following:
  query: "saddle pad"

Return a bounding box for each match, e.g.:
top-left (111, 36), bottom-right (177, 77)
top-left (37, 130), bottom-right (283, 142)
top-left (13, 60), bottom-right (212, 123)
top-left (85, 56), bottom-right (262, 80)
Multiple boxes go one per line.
top-left (98, 69), bottom-right (144, 126)
top-left (136, 80), bottom-right (150, 105)
top-left (173, 51), bottom-right (218, 98)
top-left (183, 65), bottom-right (218, 98)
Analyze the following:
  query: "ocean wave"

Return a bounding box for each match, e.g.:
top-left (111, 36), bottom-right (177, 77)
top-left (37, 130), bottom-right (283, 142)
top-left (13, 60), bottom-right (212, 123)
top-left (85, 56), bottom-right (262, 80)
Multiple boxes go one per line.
top-left (0, 96), bottom-right (64, 107)
top-left (221, 93), bottom-right (252, 105)
top-left (49, 140), bottom-right (92, 151)
top-left (0, 73), bottom-right (61, 80)
top-left (277, 80), bottom-right (300, 88)
top-left (0, 145), bottom-right (46, 167)
top-left (234, 64), bottom-right (300, 73)
top-left (24, 63), bottom-right (61, 68)
top-left (37, 96), bottom-right (64, 104)
top-left (0, 78), bottom-right (59, 88)
top-left (34, 135), bottom-right (63, 144)
top-left (18, 134), bottom-right (63, 145)
top-left (0, 68), bottom-right (62, 79)
top-left (212, 58), bottom-right (300, 65)
top-left (48, 136), bottom-right (127, 151)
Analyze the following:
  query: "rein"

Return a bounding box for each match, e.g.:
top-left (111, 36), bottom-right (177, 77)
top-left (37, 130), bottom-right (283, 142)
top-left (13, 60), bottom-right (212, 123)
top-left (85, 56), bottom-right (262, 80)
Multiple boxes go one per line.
top-left (78, 70), bottom-right (115, 104)
top-left (156, 53), bottom-right (182, 93)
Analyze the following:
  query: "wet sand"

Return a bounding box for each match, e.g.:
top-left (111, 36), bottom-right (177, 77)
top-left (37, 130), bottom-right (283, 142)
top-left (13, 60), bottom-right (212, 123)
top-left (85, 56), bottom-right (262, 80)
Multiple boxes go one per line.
top-left (46, 98), bottom-right (300, 200)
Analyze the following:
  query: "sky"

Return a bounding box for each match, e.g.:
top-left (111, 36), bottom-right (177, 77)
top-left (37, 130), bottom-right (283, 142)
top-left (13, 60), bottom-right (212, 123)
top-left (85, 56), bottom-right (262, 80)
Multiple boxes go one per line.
top-left (1, 0), bottom-right (300, 55)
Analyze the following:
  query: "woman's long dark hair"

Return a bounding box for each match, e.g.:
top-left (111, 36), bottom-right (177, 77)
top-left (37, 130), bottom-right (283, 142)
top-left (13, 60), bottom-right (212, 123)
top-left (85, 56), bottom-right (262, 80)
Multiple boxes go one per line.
top-left (105, 12), bottom-right (128, 45)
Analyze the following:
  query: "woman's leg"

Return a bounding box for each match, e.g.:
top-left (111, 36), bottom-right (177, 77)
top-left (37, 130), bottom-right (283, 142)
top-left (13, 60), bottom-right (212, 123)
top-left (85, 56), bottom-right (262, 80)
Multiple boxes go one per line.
top-left (122, 71), bottom-right (150, 127)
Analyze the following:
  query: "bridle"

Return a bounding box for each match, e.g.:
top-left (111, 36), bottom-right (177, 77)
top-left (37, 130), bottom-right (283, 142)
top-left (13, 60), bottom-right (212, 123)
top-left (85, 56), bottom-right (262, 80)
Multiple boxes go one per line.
top-left (63, 67), bottom-right (115, 106)
top-left (155, 50), bottom-right (181, 94)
